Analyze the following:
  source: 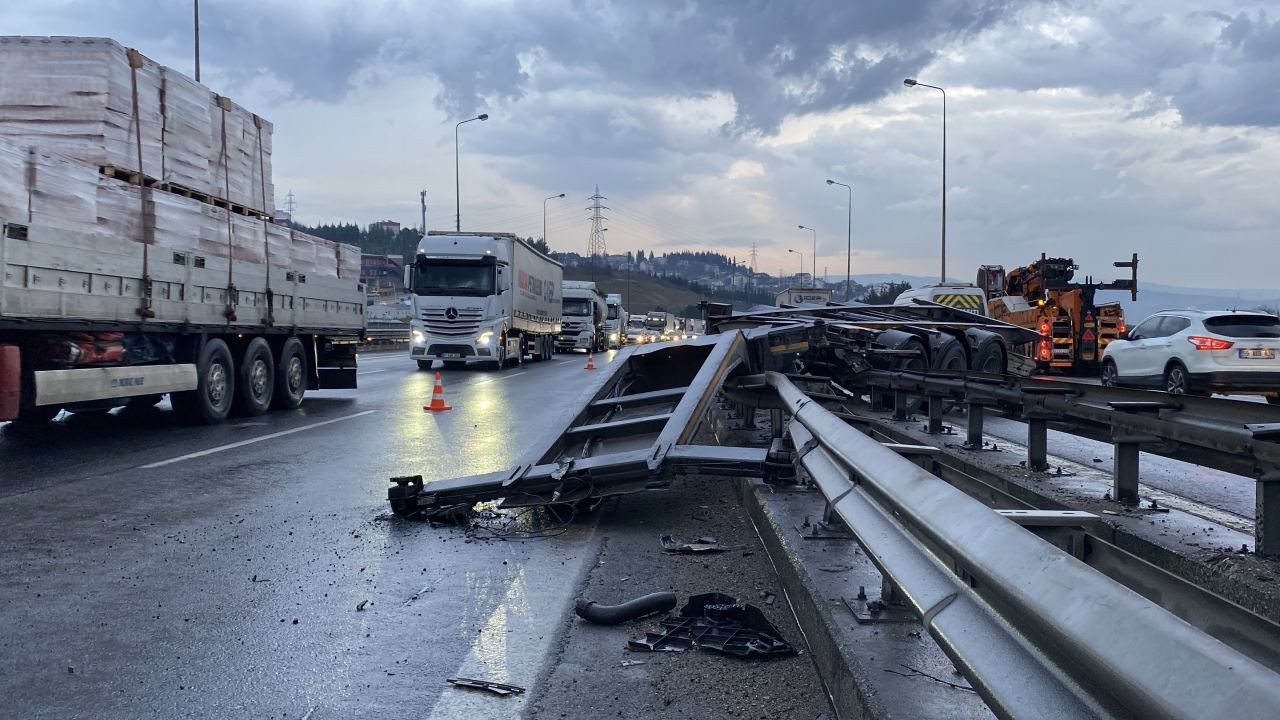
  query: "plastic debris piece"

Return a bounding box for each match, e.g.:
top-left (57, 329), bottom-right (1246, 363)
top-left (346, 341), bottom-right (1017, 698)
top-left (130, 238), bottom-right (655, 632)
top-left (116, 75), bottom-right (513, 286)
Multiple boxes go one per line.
top-left (446, 677), bottom-right (526, 697)
top-left (660, 535), bottom-right (726, 553)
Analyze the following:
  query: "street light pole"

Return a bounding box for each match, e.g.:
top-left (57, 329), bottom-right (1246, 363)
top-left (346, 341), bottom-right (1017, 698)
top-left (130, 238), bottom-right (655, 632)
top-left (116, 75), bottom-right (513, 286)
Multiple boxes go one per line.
top-left (543, 193), bottom-right (565, 246)
top-left (798, 225), bottom-right (816, 283)
top-left (193, 0), bottom-right (200, 82)
top-left (454, 113), bottom-right (489, 232)
top-left (420, 189), bottom-right (427, 236)
top-left (826, 179), bottom-right (852, 300)
top-left (904, 78), bottom-right (946, 282)
top-left (787, 248), bottom-right (803, 286)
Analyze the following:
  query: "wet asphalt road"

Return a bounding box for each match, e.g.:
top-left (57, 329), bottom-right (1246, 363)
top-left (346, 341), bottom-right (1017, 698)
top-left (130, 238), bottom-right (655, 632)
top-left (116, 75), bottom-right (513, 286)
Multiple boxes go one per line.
top-left (0, 350), bottom-right (618, 719)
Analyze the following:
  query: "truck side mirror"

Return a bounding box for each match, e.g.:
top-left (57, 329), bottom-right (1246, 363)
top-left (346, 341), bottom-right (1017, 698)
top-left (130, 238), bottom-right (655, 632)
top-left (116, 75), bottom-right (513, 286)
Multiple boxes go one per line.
top-left (403, 266), bottom-right (413, 290)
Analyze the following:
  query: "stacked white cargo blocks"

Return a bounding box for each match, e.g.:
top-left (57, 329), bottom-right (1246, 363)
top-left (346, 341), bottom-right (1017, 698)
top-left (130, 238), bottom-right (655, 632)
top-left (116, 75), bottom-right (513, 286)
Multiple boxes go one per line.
top-left (0, 37), bottom-right (365, 424)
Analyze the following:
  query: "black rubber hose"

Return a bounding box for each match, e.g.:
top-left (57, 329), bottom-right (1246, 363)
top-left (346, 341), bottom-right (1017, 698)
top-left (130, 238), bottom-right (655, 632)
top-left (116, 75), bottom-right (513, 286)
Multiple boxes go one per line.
top-left (574, 592), bottom-right (677, 625)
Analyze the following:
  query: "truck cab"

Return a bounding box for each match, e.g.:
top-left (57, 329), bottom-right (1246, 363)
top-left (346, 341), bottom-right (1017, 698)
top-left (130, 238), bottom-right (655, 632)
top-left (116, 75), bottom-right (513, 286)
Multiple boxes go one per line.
top-left (604, 293), bottom-right (626, 348)
top-left (557, 281), bottom-right (607, 352)
top-left (407, 232), bottom-right (562, 369)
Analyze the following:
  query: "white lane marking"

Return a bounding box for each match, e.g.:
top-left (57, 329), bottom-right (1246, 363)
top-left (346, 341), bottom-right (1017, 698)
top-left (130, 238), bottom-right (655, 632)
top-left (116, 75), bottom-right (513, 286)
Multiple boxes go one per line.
top-left (357, 369), bottom-right (388, 375)
top-left (137, 410), bottom-right (378, 469)
top-left (471, 371), bottom-right (528, 386)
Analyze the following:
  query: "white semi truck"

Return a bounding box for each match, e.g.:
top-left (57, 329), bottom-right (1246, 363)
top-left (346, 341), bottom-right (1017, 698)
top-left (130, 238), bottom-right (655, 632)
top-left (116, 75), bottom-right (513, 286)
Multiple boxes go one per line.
top-left (644, 311), bottom-right (677, 340)
top-left (556, 281), bottom-right (607, 352)
top-left (604, 293), bottom-right (626, 348)
top-left (407, 231), bottom-right (563, 370)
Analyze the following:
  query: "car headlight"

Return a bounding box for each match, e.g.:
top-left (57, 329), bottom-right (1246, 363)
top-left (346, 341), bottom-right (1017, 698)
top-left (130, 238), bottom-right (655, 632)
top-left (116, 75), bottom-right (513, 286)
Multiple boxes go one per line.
top-left (411, 329), bottom-right (426, 343)
top-left (476, 331), bottom-right (494, 346)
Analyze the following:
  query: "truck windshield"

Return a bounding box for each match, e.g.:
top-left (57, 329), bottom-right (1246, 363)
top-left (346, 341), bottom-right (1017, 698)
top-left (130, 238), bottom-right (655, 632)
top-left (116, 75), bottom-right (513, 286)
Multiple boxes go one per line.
top-left (563, 298), bottom-right (593, 316)
top-left (607, 305), bottom-right (620, 320)
top-left (628, 317), bottom-right (645, 328)
top-left (645, 317), bottom-right (665, 330)
top-left (413, 263), bottom-right (494, 296)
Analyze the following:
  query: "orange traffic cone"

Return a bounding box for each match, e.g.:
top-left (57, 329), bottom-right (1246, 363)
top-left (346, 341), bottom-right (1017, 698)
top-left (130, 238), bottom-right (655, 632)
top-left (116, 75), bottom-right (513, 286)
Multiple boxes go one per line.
top-left (585, 351), bottom-right (597, 370)
top-left (424, 371), bottom-right (452, 411)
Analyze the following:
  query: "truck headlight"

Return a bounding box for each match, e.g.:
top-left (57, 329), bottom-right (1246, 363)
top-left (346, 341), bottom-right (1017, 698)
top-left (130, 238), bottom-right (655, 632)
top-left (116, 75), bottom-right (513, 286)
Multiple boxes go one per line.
top-left (609, 333), bottom-right (619, 342)
top-left (476, 331), bottom-right (494, 346)
top-left (411, 329), bottom-right (426, 343)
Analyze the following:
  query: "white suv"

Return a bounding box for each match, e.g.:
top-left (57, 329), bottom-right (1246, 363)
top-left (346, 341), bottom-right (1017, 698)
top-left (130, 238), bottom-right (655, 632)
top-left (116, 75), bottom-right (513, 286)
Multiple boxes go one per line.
top-left (1101, 310), bottom-right (1280, 402)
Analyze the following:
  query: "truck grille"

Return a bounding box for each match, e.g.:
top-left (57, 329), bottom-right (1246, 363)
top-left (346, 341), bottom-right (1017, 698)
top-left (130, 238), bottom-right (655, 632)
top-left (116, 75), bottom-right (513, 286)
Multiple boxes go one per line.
top-left (422, 308), bottom-right (483, 337)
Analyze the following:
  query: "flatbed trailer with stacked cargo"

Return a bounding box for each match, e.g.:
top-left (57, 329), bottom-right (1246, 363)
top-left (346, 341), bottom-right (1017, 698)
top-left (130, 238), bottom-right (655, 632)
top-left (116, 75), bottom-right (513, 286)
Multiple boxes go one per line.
top-left (0, 36), bottom-right (364, 424)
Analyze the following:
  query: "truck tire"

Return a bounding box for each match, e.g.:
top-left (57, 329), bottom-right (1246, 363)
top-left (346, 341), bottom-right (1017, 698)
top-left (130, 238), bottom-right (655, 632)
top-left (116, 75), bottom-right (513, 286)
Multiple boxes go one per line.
top-left (965, 329), bottom-right (1007, 375)
top-left (233, 338), bottom-right (275, 416)
top-left (932, 339), bottom-right (968, 372)
top-left (274, 337), bottom-right (308, 410)
top-left (173, 338), bottom-right (235, 424)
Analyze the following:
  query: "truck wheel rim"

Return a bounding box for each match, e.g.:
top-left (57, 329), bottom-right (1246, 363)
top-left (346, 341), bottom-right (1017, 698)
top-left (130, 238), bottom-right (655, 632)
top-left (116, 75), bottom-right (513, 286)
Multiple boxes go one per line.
top-left (287, 357), bottom-right (303, 393)
top-left (208, 362), bottom-right (227, 405)
top-left (250, 359), bottom-right (268, 399)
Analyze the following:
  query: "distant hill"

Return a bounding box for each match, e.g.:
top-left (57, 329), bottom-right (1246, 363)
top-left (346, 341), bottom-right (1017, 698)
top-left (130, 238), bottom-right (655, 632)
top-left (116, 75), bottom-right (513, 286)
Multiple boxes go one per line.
top-left (563, 267), bottom-right (709, 316)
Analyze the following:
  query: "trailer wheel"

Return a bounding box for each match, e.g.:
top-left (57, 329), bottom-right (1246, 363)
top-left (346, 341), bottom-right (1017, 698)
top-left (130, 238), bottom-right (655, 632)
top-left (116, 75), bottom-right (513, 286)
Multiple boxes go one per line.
top-left (273, 337), bottom-right (308, 410)
top-left (974, 341), bottom-right (1007, 374)
top-left (232, 338), bottom-right (275, 416)
top-left (173, 338), bottom-right (235, 424)
top-left (932, 341), bottom-right (968, 372)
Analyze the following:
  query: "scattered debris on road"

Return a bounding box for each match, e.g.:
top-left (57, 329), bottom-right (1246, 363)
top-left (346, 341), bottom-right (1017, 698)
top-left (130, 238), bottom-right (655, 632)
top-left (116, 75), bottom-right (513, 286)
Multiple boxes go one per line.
top-left (447, 677), bottom-right (526, 697)
top-left (355, 600), bottom-right (368, 612)
top-left (628, 592), bottom-right (795, 658)
top-left (575, 591), bottom-right (678, 625)
top-left (660, 535), bottom-right (726, 553)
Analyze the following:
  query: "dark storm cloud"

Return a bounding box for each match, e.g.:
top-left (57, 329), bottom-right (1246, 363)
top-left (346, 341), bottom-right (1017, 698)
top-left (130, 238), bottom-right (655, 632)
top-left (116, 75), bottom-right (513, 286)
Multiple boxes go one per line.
top-left (77, 0), bottom-right (1036, 132)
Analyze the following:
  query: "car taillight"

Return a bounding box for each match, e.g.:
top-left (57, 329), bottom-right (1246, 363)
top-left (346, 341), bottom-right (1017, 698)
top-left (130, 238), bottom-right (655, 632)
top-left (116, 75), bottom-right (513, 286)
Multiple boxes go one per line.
top-left (1187, 335), bottom-right (1233, 351)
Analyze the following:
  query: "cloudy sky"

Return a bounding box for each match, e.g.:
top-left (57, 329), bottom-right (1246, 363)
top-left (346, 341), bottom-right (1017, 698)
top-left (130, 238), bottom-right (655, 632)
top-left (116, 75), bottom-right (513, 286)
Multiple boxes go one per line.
top-left (4, 0), bottom-right (1279, 288)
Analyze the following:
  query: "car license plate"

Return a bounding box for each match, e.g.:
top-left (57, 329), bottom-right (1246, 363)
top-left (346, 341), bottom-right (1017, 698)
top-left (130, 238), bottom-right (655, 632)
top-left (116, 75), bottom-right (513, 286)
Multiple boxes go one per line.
top-left (442, 352), bottom-right (462, 359)
top-left (1239, 348), bottom-right (1275, 359)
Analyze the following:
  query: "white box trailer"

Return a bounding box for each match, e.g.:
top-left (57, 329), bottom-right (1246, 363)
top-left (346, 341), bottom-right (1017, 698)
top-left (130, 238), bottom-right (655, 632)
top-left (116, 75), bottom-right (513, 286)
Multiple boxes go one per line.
top-left (407, 232), bottom-right (563, 369)
top-left (0, 217), bottom-right (365, 423)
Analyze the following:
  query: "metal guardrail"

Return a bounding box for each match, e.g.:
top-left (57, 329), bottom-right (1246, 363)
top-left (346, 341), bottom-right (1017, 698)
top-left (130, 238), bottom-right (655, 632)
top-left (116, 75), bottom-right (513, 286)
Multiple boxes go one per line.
top-left (763, 371), bottom-right (1280, 720)
top-left (389, 324), bottom-right (1280, 718)
top-left (854, 369), bottom-right (1280, 553)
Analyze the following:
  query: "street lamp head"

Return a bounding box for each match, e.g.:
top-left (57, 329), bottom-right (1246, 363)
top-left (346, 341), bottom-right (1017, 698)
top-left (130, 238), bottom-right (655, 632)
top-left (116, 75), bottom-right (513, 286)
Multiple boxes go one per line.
top-left (477, 113), bottom-right (489, 121)
top-left (825, 179), bottom-right (834, 185)
top-left (557, 193), bottom-right (565, 198)
top-left (797, 224), bottom-right (806, 230)
top-left (903, 78), bottom-right (917, 87)
top-left (787, 249), bottom-right (796, 254)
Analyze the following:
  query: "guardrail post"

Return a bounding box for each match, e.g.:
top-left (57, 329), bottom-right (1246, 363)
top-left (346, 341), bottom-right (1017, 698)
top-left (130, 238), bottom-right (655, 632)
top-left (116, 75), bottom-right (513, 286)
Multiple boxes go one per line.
top-left (871, 386), bottom-right (891, 412)
top-left (1111, 435), bottom-right (1149, 505)
top-left (965, 398), bottom-right (996, 449)
top-left (926, 393), bottom-right (945, 434)
top-left (893, 388), bottom-right (911, 421)
top-left (1023, 411), bottom-right (1054, 472)
top-left (1259, 472), bottom-right (1280, 556)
